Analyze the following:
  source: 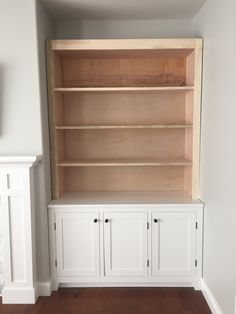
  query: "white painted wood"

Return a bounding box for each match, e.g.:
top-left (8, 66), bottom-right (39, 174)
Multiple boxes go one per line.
top-left (0, 156), bottom-right (41, 304)
top-left (60, 282), bottom-right (194, 288)
top-left (48, 209), bottom-right (59, 291)
top-left (0, 200), bottom-right (3, 291)
top-left (194, 206), bottom-right (204, 290)
top-left (201, 278), bottom-right (223, 314)
top-left (55, 212), bottom-right (100, 277)
top-left (151, 212), bottom-right (196, 277)
top-left (48, 203), bottom-right (203, 289)
top-left (36, 281), bottom-right (52, 297)
top-left (104, 212), bottom-right (147, 276)
top-left (0, 156), bottom-right (42, 164)
top-left (49, 191), bottom-right (203, 207)
top-left (50, 274), bottom-right (197, 284)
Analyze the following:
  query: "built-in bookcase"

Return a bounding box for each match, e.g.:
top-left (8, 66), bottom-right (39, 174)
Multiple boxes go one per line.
top-left (47, 39), bottom-right (202, 200)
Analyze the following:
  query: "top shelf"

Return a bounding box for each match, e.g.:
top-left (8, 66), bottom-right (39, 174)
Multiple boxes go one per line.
top-left (54, 86), bottom-right (194, 93)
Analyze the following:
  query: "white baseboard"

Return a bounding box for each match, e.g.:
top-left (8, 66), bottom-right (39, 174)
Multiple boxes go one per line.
top-left (1, 280), bottom-right (52, 304)
top-left (201, 278), bottom-right (223, 314)
top-left (59, 282), bottom-right (194, 288)
top-left (2, 287), bottom-right (37, 304)
top-left (36, 280), bottom-right (52, 297)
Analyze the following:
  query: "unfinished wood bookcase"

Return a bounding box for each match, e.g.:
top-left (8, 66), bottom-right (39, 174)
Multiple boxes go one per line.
top-left (47, 39), bottom-right (202, 200)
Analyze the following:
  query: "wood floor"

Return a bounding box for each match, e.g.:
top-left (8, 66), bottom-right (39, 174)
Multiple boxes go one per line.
top-left (0, 288), bottom-right (211, 314)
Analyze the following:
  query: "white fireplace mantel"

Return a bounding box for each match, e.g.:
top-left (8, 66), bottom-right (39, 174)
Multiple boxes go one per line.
top-left (0, 155), bottom-right (43, 303)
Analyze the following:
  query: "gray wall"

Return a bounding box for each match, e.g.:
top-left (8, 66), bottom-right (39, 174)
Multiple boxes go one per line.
top-left (0, 0), bottom-right (42, 154)
top-left (56, 19), bottom-right (194, 39)
top-left (35, 0), bottom-right (55, 282)
top-left (0, 0), bottom-right (55, 283)
top-left (194, 0), bottom-right (236, 313)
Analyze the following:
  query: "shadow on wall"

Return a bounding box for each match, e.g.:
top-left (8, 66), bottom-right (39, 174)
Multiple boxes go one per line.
top-left (0, 65), bottom-right (3, 137)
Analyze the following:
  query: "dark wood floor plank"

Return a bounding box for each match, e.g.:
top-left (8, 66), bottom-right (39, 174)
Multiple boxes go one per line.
top-left (0, 288), bottom-right (211, 314)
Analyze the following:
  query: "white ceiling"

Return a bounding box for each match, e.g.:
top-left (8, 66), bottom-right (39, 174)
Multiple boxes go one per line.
top-left (41, 0), bottom-right (207, 20)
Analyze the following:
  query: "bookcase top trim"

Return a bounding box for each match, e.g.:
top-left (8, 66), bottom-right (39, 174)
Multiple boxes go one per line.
top-left (50, 38), bottom-right (202, 51)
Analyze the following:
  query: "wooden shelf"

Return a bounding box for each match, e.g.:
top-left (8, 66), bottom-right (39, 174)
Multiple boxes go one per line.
top-left (47, 39), bottom-right (202, 199)
top-left (56, 125), bottom-right (193, 130)
top-left (54, 86), bottom-right (194, 93)
top-left (57, 159), bottom-right (192, 167)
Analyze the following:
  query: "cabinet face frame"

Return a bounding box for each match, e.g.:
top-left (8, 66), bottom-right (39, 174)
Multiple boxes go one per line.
top-left (46, 38), bottom-right (202, 200)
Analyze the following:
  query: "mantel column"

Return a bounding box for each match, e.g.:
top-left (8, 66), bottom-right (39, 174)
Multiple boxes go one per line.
top-left (0, 156), bottom-right (42, 304)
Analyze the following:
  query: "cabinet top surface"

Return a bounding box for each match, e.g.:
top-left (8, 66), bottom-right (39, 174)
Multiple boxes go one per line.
top-left (48, 192), bottom-right (203, 208)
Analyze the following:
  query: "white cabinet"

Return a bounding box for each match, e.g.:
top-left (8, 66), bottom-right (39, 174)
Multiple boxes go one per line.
top-left (104, 212), bottom-right (147, 276)
top-left (55, 212), bottom-right (100, 277)
top-left (151, 212), bottom-right (196, 277)
top-left (49, 199), bottom-right (203, 289)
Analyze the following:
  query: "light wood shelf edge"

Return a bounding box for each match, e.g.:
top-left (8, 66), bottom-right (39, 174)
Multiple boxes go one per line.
top-left (191, 38), bottom-right (203, 199)
top-left (51, 38), bottom-right (201, 51)
top-left (55, 125), bottom-right (193, 130)
top-left (57, 159), bottom-right (192, 167)
top-left (54, 86), bottom-right (194, 93)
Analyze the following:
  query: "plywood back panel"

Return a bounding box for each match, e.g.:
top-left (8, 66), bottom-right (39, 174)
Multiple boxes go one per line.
top-left (63, 129), bottom-right (186, 160)
top-left (62, 92), bottom-right (186, 126)
top-left (47, 39), bottom-right (202, 199)
top-left (65, 166), bottom-right (185, 192)
top-left (61, 56), bottom-right (186, 87)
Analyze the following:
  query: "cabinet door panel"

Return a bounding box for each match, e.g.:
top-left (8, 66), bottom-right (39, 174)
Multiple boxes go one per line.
top-left (152, 212), bottom-right (196, 277)
top-left (104, 212), bottom-right (147, 276)
top-left (56, 212), bottom-right (100, 277)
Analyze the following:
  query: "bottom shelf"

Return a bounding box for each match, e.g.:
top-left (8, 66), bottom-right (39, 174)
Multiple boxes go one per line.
top-left (57, 165), bottom-right (191, 192)
top-left (49, 191), bottom-right (202, 206)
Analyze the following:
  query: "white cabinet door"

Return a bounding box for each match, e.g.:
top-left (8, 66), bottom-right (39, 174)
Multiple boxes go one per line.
top-left (104, 212), bottom-right (147, 276)
top-left (55, 212), bottom-right (100, 277)
top-left (151, 212), bottom-right (196, 277)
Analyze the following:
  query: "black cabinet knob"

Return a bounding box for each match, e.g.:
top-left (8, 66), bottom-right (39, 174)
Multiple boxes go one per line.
top-left (154, 218), bottom-right (159, 223)
top-left (94, 219), bottom-right (98, 223)
top-left (105, 219), bottom-right (109, 223)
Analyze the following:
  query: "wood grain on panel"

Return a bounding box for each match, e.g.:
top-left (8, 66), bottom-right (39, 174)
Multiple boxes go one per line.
top-left (54, 86), bottom-right (194, 92)
top-left (57, 166), bottom-right (65, 197)
top-left (187, 40), bottom-right (202, 198)
top-left (64, 129), bottom-right (186, 160)
top-left (55, 129), bottom-right (65, 162)
top-left (61, 57), bottom-right (186, 87)
top-left (47, 39), bottom-right (202, 199)
top-left (56, 125), bottom-right (193, 130)
top-left (184, 166), bottom-right (193, 197)
top-left (54, 94), bottom-right (64, 126)
top-left (51, 38), bottom-right (197, 51)
top-left (63, 92), bottom-right (186, 126)
top-left (57, 158), bottom-right (192, 167)
top-left (65, 166), bottom-right (185, 192)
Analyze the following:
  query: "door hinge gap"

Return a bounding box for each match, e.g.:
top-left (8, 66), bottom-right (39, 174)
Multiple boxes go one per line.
top-left (195, 260), bottom-right (197, 267)
top-left (147, 259), bottom-right (150, 267)
top-left (54, 222), bottom-right (56, 230)
top-left (196, 222), bottom-right (198, 229)
top-left (55, 260), bottom-right (57, 267)
top-left (147, 222), bottom-right (150, 230)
